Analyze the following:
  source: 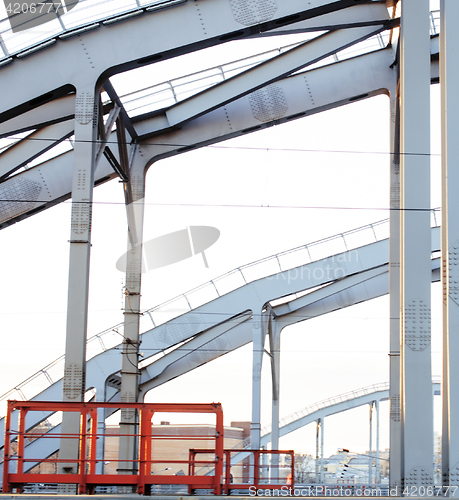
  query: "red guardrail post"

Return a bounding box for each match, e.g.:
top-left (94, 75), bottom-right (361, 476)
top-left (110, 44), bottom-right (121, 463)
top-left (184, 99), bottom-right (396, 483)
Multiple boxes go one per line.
top-left (290, 450), bottom-right (295, 490)
top-left (16, 406), bottom-right (27, 480)
top-left (138, 407), bottom-right (153, 495)
top-left (2, 401), bottom-right (13, 493)
top-left (78, 406), bottom-right (87, 494)
top-left (224, 450), bottom-right (231, 495)
top-left (254, 450), bottom-right (259, 490)
top-left (88, 407), bottom-right (98, 476)
top-left (188, 449), bottom-right (196, 495)
top-left (214, 404), bottom-right (224, 495)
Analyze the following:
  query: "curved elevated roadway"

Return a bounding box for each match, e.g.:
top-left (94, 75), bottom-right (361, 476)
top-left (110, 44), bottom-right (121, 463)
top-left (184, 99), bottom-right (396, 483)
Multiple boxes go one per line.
top-left (0, 219), bottom-right (441, 473)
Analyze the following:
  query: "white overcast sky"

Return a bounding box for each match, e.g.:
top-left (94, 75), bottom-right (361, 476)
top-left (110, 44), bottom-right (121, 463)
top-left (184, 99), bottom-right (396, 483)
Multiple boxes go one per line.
top-left (0, 0), bottom-right (443, 458)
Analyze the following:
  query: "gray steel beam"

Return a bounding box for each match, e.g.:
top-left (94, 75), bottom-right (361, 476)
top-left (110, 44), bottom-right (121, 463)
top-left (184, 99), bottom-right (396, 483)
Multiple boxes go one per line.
top-left (117, 154), bottom-right (145, 475)
top-left (274, 255), bottom-right (440, 332)
top-left (272, 266), bottom-right (387, 317)
top-left (103, 80), bottom-right (137, 141)
top-left (0, 246), bottom-right (441, 459)
top-left (389, 69), bottom-right (402, 492)
top-left (139, 12), bottom-right (390, 137)
top-left (0, 94), bottom-right (75, 138)
top-left (250, 3), bottom-right (396, 37)
top-left (440, 0), bottom-right (459, 495)
top-left (59, 84), bottom-right (99, 481)
top-left (0, 120), bottom-right (73, 180)
top-left (137, 249), bottom-right (441, 399)
top-left (251, 316), bottom-right (266, 449)
top-left (269, 315), bottom-right (281, 452)
top-left (0, 0), bottom-right (381, 120)
top-left (0, 48), bottom-right (396, 230)
top-left (376, 399), bottom-right (380, 484)
top-left (399, 0), bottom-right (434, 490)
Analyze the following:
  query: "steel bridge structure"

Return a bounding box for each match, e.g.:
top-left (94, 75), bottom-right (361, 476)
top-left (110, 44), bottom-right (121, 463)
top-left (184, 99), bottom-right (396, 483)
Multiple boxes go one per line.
top-left (0, 0), bottom-right (457, 495)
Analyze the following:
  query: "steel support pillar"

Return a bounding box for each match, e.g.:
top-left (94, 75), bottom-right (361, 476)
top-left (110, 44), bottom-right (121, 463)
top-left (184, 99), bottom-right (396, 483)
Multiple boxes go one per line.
top-left (369, 402), bottom-right (373, 485)
top-left (440, 1), bottom-right (459, 495)
top-left (400, 0), bottom-right (434, 490)
top-left (269, 315), bottom-right (281, 481)
top-left (96, 407), bottom-right (106, 474)
top-left (376, 399), bottom-right (380, 485)
top-left (59, 85), bottom-right (98, 484)
top-left (315, 420), bottom-right (320, 484)
top-left (118, 159), bottom-right (145, 475)
top-left (250, 316), bottom-right (265, 450)
top-left (320, 418), bottom-right (324, 484)
top-left (389, 77), bottom-right (403, 494)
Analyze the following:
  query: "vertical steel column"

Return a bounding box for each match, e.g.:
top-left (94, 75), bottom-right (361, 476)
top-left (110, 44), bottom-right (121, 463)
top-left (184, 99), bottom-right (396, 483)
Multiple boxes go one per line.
top-left (59, 85), bottom-right (98, 482)
top-left (269, 317), bottom-right (281, 481)
top-left (270, 327), bottom-right (280, 452)
top-left (369, 402), bottom-right (373, 485)
top-left (95, 406), bottom-right (106, 474)
top-left (376, 399), bottom-right (380, 485)
top-left (400, 0), bottom-right (434, 490)
top-left (315, 420), bottom-right (320, 484)
top-left (440, 1), bottom-right (459, 494)
top-left (250, 316), bottom-right (265, 450)
top-left (389, 78), bottom-right (403, 494)
top-left (320, 418), bottom-right (324, 485)
top-left (118, 160), bottom-right (146, 475)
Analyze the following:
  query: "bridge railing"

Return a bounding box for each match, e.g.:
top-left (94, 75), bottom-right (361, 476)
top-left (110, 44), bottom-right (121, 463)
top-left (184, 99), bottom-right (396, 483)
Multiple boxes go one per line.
top-left (236, 376), bottom-right (442, 450)
top-left (0, 0), bottom-right (185, 58)
top-left (0, 211), bottom-right (441, 418)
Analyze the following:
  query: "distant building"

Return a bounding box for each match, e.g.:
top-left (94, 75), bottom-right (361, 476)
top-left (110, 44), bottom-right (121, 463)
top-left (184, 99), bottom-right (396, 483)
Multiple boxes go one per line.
top-left (104, 421), bottom-right (251, 481)
top-left (322, 449), bottom-right (389, 484)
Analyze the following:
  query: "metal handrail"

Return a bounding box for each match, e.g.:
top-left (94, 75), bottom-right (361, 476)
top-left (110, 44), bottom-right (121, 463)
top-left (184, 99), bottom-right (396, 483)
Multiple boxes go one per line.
top-left (237, 376), bottom-right (442, 449)
top-left (0, 0), bottom-right (185, 60)
top-left (0, 212), bottom-right (441, 417)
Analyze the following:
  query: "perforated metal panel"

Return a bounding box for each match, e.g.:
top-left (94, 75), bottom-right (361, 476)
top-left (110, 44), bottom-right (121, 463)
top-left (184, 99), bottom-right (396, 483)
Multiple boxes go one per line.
top-left (391, 181), bottom-right (401, 208)
top-left (249, 85), bottom-right (288, 122)
top-left (404, 298), bottom-right (431, 351)
top-left (390, 393), bottom-right (401, 421)
top-left (71, 198), bottom-right (90, 234)
top-left (75, 92), bottom-right (95, 125)
top-left (63, 363), bottom-right (83, 399)
top-left (448, 241), bottom-right (459, 306)
top-left (229, 0), bottom-right (277, 26)
top-left (0, 177), bottom-right (42, 223)
top-left (120, 392), bottom-right (136, 421)
top-left (189, 335), bottom-right (230, 365)
top-left (336, 288), bottom-right (356, 308)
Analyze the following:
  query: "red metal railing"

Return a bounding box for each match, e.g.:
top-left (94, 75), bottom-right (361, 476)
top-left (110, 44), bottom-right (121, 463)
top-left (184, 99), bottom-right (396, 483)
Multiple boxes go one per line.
top-left (2, 400), bottom-right (224, 495)
top-left (189, 448), bottom-right (295, 495)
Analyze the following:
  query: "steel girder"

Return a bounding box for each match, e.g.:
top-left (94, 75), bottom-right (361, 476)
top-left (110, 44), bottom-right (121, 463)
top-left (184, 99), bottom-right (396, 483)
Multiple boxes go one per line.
top-left (440, 0), bottom-right (459, 493)
top-left (1, 30), bottom-right (446, 231)
top-left (0, 121), bottom-right (74, 180)
top-left (132, 8), bottom-right (390, 137)
top-left (0, 0), bottom-right (388, 120)
top-left (137, 250), bottom-right (440, 398)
